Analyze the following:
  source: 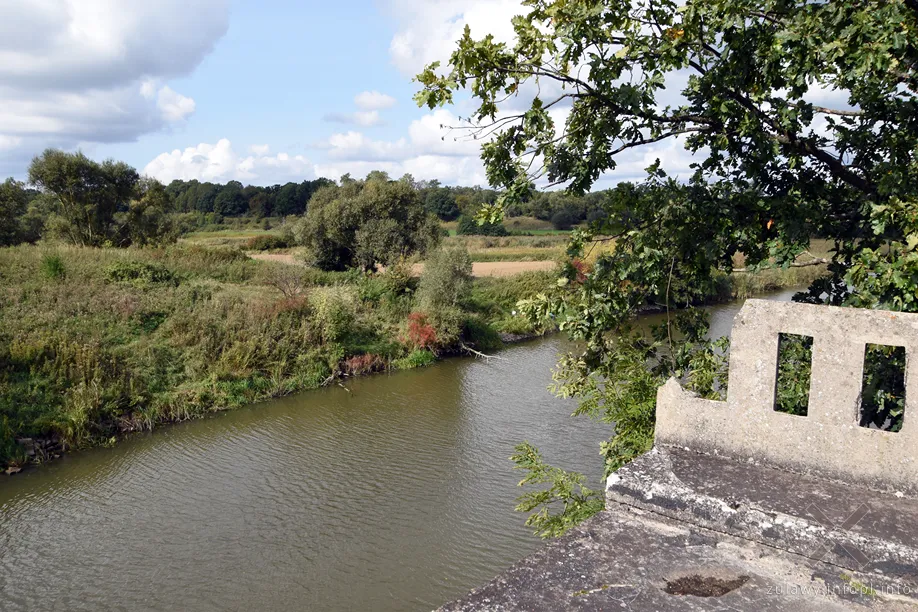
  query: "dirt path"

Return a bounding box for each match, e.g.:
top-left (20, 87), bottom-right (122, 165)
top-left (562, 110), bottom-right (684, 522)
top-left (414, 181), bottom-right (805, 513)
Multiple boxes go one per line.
top-left (248, 252), bottom-right (556, 277)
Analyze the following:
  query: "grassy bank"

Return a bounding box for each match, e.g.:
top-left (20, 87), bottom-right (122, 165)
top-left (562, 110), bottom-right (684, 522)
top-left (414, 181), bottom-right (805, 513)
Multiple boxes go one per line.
top-left (0, 240), bottom-right (828, 470)
top-left (0, 244), bottom-right (552, 468)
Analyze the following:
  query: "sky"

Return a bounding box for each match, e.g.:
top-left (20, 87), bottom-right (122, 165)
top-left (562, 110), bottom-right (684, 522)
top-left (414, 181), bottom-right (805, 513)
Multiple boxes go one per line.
top-left (0, 0), bottom-right (698, 188)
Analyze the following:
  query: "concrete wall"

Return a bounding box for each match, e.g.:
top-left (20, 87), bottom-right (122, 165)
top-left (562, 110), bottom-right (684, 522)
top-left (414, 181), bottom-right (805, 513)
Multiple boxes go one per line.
top-left (655, 299), bottom-right (918, 494)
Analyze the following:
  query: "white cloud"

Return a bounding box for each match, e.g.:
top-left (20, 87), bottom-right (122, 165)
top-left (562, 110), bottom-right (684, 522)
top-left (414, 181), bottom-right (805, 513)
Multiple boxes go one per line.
top-left (156, 85), bottom-right (195, 122)
top-left (313, 108), bottom-right (499, 185)
top-left (354, 90), bottom-right (397, 111)
top-left (144, 139), bottom-right (316, 185)
top-left (0, 0), bottom-right (228, 174)
top-left (0, 0), bottom-right (229, 90)
top-left (0, 135), bottom-right (23, 152)
top-left (156, 85), bottom-right (196, 122)
top-left (316, 102), bottom-right (699, 188)
top-left (388, 0), bottom-right (523, 76)
top-left (323, 110), bottom-right (385, 127)
top-left (322, 91), bottom-right (397, 127)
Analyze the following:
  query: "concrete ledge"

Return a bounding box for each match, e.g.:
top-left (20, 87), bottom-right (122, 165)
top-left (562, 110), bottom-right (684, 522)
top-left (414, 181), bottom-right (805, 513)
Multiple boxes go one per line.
top-left (438, 505), bottom-right (915, 611)
top-left (607, 447), bottom-right (918, 580)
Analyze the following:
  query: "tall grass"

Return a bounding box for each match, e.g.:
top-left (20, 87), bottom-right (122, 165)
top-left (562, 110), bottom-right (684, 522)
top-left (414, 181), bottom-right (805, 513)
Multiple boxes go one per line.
top-left (0, 243), bottom-right (548, 467)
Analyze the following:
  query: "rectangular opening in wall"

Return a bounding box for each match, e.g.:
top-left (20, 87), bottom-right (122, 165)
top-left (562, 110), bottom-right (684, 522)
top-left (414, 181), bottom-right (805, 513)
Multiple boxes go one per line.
top-left (860, 344), bottom-right (906, 432)
top-left (775, 333), bottom-right (813, 416)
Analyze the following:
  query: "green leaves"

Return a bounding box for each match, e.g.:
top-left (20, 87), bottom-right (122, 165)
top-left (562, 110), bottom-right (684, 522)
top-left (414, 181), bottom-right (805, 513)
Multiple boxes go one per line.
top-left (417, 0), bottom-right (918, 538)
top-left (510, 441), bottom-right (605, 539)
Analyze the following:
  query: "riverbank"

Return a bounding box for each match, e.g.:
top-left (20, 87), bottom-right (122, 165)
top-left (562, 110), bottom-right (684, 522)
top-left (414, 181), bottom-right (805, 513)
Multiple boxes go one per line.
top-left (0, 243), bottom-right (827, 472)
top-left (0, 243), bottom-right (556, 470)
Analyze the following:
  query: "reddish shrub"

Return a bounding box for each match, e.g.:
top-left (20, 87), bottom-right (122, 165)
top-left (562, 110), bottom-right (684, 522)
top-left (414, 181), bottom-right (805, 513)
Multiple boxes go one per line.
top-left (404, 312), bottom-right (438, 350)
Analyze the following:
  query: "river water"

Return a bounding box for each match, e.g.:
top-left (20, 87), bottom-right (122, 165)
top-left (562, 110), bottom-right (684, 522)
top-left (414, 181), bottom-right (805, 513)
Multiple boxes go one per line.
top-left (0, 290), bottom-right (796, 611)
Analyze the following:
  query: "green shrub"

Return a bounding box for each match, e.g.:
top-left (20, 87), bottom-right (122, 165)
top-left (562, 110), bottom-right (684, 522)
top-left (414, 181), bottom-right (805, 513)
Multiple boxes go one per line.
top-left (40, 253), bottom-right (66, 280)
top-left (427, 307), bottom-right (465, 347)
top-left (416, 245), bottom-right (473, 312)
top-left (381, 258), bottom-right (415, 296)
top-left (357, 274), bottom-right (388, 304)
top-left (392, 349), bottom-right (436, 369)
top-left (463, 315), bottom-right (503, 352)
top-left (311, 287), bottom-right (357, 343)
top-left (492, 315), bottom-right (537, 335)
top-left (105, 261), bottom-right (178, 288)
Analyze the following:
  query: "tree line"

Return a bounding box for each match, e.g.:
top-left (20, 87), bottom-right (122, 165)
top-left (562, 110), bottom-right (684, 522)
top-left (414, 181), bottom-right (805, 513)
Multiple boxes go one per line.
top-left (1, 149), bottom-right (647, 251)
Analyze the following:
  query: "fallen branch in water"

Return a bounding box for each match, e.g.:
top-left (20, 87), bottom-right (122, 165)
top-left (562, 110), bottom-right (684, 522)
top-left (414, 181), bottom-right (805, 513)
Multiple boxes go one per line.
top-left (460, 342), bottom-right (507, 361)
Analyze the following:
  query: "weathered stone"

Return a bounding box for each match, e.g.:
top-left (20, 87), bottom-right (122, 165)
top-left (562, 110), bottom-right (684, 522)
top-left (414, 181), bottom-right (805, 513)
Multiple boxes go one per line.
top-left (439, 505), bottom-right (915, 611)
top-left (607, 447), bottom-right (918, 582)
top-left (656, 299), bottom-right (918, 495)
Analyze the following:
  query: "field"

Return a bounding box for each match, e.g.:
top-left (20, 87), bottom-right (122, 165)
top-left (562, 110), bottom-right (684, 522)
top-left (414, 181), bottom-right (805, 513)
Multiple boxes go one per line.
top-left (440, 216), bottom-right (578, 237)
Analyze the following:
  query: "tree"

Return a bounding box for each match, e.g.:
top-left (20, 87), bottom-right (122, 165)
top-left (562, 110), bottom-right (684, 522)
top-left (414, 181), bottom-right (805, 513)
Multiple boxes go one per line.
top-left (417, 0), bottom-right (918, 535)
top-left (550, 209), bottom-right (577, 231)
top-left (188, 182), bottom-right (219, 213)
top-left (365, 170), bottom-right (391, 183)
top-left (0, 179), bottom-right (30, 246)
top-left (414, 245), bottom-right (474, 346)
top-left (424, 186), bottom-right (461, 220)
top-left (416, 245), bottom-right (473, 312)
top-left (291, 175), bottom-right (441, 271)
top-left (274, 182), bottom-right (300, 216)
top-left (29, 149), bottom-right (139, 246)
top-left (214, 180), bottom-right (247, 216)
top-left (119, 178), bottom-right (177, 246)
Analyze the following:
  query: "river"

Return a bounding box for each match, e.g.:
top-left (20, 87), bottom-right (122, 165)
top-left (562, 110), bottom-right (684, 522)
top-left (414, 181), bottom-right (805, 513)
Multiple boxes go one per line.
top-left (0, 290), bottom-right (796, 611)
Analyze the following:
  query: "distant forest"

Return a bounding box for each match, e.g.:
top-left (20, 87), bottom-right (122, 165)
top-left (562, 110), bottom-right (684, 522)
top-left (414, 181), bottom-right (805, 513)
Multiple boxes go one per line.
top-left (2, 157), bottom-right (640, 250)
top-left (161, 171), bottom-right (616, 230)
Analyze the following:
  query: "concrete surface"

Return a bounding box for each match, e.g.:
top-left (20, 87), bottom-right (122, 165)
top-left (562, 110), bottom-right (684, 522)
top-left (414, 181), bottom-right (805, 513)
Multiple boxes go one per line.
top-left (439, 504), bottom-right (916, 611)
top-left (439, 448), bottom-right (918, 611)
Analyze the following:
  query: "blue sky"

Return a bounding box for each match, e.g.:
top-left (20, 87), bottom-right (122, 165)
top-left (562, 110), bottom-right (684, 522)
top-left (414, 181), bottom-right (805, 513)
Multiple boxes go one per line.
top-left (0, 0), bottom-right (696, 188)
top-left (95, 0), bottom-right (413, 172)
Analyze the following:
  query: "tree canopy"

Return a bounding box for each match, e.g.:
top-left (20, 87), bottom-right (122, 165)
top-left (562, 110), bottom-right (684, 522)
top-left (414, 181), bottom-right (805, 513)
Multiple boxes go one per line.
top-left (417, 0), bottom-right (918, 536)
top-left (27, 149), bottom-right (176, 248)
top-left (417, 0), bottom-right (917, 300)
top-left (0, 179), bottom-right (31, 247)
top-left (29, 150), bottom-right (139, 247)
top-left (291, 174), bottom-right (442, 271)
